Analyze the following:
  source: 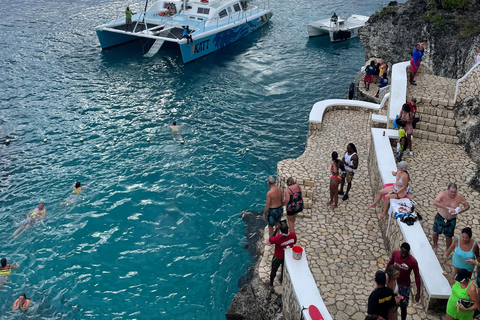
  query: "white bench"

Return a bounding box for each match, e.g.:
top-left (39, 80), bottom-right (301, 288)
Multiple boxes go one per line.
top-left (371, 128), bottom-right (451, 305)
top-left (284, 247), bottom-right (333, 320)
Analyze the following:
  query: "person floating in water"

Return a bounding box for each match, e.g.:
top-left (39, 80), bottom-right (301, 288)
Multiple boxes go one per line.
top-left (0, 257), bottom-right (20, 290)
top-left (12, 293), bottom-right (31, 312)
top-left (167, 121), bottom-right (183, 141)
top-left (13, 202), bottom-right (47, 239)
top-left (61, 181), bottom-right (91, 206)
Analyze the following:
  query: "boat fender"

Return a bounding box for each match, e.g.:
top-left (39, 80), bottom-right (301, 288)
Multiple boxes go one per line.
top-left (348, 82), bottom-right (355, 100)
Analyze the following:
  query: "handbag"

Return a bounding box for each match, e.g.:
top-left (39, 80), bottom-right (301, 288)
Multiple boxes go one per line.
top-left (458, 298), bottom-right (474, 309)
top-left (412, 111), bottom-right (420, 129)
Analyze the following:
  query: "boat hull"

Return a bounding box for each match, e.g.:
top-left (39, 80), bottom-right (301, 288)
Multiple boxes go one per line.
top-left (179, 12), bottom-right (272, 63)
top-left (96, 27), bottom-right (140, 49)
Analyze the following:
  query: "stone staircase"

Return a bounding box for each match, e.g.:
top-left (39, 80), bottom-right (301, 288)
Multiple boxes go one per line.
top-left (406, 73), bottom-right (459, 144)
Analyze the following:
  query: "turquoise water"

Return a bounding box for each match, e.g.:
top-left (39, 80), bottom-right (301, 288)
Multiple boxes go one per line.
top-left (0, 0), bottom-right (384, 318)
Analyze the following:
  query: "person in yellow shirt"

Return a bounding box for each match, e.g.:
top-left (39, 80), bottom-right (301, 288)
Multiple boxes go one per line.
top-left (125, 7), bottom-right (134, 32)
top-left (379, 60), bottom-right (388, 77)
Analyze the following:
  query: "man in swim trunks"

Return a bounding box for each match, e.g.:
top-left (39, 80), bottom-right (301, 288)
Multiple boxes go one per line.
top-left (0, 257), bottom-right (20, 290)
top-left (432, 182), bottom-right (470, 254)
top-left (266, 220), bottom-right (296, 287)
top-left (13, 202), bottom-right (47, 239)
top-left (12, 293), bottom-right (31, 312)
top-left (263, 176), bottom-right (283, 237)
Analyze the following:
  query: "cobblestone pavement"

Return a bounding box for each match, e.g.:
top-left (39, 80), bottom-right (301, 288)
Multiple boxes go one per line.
top-left (257, 107), bottom-right (480, 319)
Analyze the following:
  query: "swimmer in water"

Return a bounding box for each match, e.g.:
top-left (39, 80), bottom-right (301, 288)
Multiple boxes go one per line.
top-left (61, 181), bottom-right (91, 206)
top-left (12, 293), bottom-right (31, 312)
top-left (13, 202), bottom-right (47, 239)
top-left (0, 257), bottom-right (20, 290)
top-left (167, 121), bottom-right (183, 141)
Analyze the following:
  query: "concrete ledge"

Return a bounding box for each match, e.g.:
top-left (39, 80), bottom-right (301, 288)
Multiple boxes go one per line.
top-left (372, 114), bottom-right (388, 123)
top-left (283, 247), bottom-right (333, 320)
top-left (389, 61), bottom-right (410, 122)
top-left (309, 99), bottom-right (380, 126)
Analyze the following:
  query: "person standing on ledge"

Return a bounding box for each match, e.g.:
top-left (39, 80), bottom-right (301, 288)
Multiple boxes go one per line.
top-left (386, 243), bottom-right (421, 320)
top-left (265, 221), bottom-right (296, 287)
top-left (12, 293), bottom-right (31, 312)
top-left (364, 60), bottom-right (375, 91)
top-left (338, 143), bottom-right (358, 201)
top-left (125, 7), bottom-right (134, 32)
top-left (365, 271), bottom-right (397, 320)
top-left (409, 39), bottom-right (427, 86)
top-left (263, 176), bottom-right (283, 237)
top-left (476, 47), bottom-right (480, 64)
top-left (282, 177), bottom-right (303, 233)
top-left (432, 182), bottom-right (470, 254)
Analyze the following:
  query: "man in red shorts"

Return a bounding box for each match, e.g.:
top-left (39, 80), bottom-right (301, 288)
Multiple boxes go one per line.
top-left (364, 60), bottom-right (376, 91)
top-left (410, 39), bottom-right (427, 85)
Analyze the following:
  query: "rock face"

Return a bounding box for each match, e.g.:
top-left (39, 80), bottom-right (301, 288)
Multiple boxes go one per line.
top-left (226, 210), bottom-right (284, 320)
top-left (454, 96), bottom-right (480, 191)
top-left (360, 0), bottom-right (480, 78)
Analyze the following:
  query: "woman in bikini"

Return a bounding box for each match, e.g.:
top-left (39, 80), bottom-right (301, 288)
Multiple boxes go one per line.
top-left (367, 161), bottom-right (409, 218)
top-left (327, 152), bottom-right (343, 209)
top-left (0, 257), bottom-right (20, 290)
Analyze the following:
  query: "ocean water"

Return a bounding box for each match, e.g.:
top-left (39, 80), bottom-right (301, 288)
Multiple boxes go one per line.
top-left (0, 0), bottom-right (385, 318)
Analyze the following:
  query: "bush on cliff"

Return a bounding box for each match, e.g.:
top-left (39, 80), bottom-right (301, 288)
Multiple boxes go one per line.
top-left (439, 0), bottom-right (470, 9)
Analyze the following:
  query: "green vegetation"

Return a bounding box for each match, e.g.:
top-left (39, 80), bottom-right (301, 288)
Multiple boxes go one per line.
top-left (421, 8), bottom-right (446, 30)
top-left (439, 0), bottom-right (470, 9)
top-left (459, 21), bottom-right (480, 39)
top-left (375, 4), bottom-right (398, 18)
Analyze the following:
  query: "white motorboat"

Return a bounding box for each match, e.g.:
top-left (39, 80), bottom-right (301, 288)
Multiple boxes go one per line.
top-left (307, 14), bottom-right (369, 42)
top-left (95, 0), bottom-right (272, 63)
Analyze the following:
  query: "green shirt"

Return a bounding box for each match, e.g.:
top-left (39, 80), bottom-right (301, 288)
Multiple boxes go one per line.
top-left (446, 281), bottom-right (475, 320)
top-left (125, 9), bottom-right (133, 19)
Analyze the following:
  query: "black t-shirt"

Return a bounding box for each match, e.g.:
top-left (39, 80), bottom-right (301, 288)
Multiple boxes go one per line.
top-left (365, 286), bottom-right (395, 320)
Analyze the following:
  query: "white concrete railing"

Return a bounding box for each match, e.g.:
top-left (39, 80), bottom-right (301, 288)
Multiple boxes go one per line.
top-left (388, 61), bottom-right (410, 125)
top-left (284, 247), bottom-right (333, 320)
top-left (370, 128), bottom-right (451, 303)
top-left (309, 99), bottom-right (381, 124)
top-left (454, 61), bottom-right (480, 104)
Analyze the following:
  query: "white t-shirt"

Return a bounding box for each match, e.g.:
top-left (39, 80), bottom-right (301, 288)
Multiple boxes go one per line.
top-left (477, 54), bottom-right (480, 63)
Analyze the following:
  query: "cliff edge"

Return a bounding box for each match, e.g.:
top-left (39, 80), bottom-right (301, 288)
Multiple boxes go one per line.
top-left (360, 0), bottom-right (480, 78)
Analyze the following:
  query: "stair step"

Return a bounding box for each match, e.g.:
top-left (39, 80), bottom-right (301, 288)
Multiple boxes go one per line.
top-left (412, 129), bottom-right (459, 144)
top-left (416, 121), bottom-right (457, 136)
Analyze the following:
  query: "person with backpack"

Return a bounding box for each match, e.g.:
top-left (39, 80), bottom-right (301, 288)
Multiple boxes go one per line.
top-left (282, 177), bottom-right (303, 233)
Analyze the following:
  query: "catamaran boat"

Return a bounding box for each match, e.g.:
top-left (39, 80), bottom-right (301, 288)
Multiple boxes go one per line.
top-left (307, 14), bottom-right (369, 42)
top-left (95, 0), bottom-right (272, 63)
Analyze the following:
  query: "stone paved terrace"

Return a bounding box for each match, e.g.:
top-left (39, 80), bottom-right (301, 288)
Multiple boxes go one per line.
top-left (257, 107), bottom-right (480, 319)
top-left (407, 74), bottom-right (457, 107)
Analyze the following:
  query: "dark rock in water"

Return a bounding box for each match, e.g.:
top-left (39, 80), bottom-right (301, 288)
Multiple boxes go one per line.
top-left (360, 0), bottom-right (480, 78)
top-left (454, 96), bottom-right (480, 192)
top-left (226, 210), bottom-right (284, 320)
top-left (237, 209), bottom-right (267, 287)
top-left (226, 276), bottom-right (284, 320)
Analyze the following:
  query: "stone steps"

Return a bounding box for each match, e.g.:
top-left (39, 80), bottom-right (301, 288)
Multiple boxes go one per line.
top-left (412, 128), bottom-right (459, 144)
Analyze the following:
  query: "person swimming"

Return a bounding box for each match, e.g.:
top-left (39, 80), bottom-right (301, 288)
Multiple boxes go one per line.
top-left (13, 202), bottom-right (47, 239)
top-left (0, 257), bottom-right (20, 290)
top-left (167, 121), bottom-right (183, 141)
top-left (61, 181), bottom-right (91, 206)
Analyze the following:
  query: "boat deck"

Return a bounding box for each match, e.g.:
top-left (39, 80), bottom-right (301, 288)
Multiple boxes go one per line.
top-left (111, 22), bottom-right (185, 40)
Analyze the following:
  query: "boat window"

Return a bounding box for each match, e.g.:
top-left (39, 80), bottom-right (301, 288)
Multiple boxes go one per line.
top-left (218, 9), bottom-right (227, 18)
top-left (233, 3), bottom-right (241, 11)
top-left (227, 7), bottom-right (232, 13)
top-left (197, 7), bottom-right (210, 14)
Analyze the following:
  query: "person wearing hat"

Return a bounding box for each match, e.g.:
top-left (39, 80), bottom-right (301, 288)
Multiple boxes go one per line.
top-left (264, 220), bottom-right (296, 287)
top-left (409, 39), bottom-right (427, 86)
top-left (444, 268), bottom-right (477, 320)
top-left (366, 270), bottom-right (397, 320)
top-left (407, 98), bottom-right (418, 113)
top-left (367, 161), bottom-right (410, 219)
top-left (386, 243), bottom-right (421, 320)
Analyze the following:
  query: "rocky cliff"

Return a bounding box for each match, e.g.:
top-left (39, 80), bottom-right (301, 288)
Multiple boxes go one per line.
top-left (226, 210), bottom-right (284, 320)
top-left (360, 0), bottom-right (480, 78)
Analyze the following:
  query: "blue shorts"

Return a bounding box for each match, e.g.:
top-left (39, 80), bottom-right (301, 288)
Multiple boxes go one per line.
top-left (398, 284), bottom-right (411, 307)
top-left (432, 213), bottom-right (456, 238)
top-left (267, 206), bottom-right (282, 227)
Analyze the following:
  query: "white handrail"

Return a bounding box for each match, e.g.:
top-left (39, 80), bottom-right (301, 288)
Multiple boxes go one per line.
top-left (454, 61), bottom-right (480, 104)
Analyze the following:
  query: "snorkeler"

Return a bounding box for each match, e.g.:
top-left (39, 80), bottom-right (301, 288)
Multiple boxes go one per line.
top-left (0, 257), bottom-right (20, 290)
top-left (61, 181), bottom-right (91, 206)
top-left (13, 202), bottom-right (47, 239)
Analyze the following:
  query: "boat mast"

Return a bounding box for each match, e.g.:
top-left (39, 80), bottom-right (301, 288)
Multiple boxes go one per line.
top-left (142, 0), bottom-right (149, 23)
